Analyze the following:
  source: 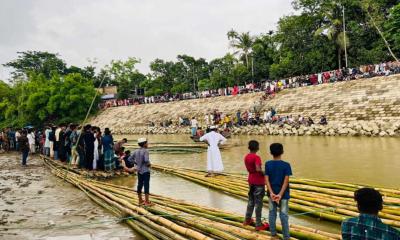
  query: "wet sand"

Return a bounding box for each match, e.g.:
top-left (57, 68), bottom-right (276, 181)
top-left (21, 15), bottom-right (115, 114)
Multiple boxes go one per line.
top-left (0, 153), bottom-right (141, 240)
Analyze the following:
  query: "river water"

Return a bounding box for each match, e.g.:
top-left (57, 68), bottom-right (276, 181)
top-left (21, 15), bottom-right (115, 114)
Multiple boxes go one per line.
top-left (112, 134), bottom-right (400, 233)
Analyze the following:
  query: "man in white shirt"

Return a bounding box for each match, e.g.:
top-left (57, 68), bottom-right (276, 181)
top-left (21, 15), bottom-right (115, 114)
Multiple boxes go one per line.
top-left (199, 126), bottom-right (227, 176)
top-left (204, 114), bottom-right (210, 127)
top-left (27, 129), bottom-right (35, 154)
top-left (15, 130), bottom-right (21, 151)
top-left (54, 126), bottom-right (61, 159)
top-left (190, 117), bottom-right (198, 136)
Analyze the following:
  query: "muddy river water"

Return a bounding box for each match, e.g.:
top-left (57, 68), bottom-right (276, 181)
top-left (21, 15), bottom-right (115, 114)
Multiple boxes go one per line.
top-left (113, 134), bottom-right (400, 234)
top-left (1, 134), bottom-right (399, 239)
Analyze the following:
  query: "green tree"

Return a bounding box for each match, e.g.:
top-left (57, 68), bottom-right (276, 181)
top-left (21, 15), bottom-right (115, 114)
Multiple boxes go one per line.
top-left (3, 51), bottom-right (67, 80)
top-left (313, 1), bottom-right (350, 68)
top-left (103, 58), bottom-right (146, 99)
top-left (361, 0), bottom-right (399, 61)
top-left (252, 33), bottom-right (275, 80)
top-left (385, 3), bottom-right (400, 55)
top-left (227, 30), bottom-right (254, 69)
top-left (270, 13), bottom-right (336, 78)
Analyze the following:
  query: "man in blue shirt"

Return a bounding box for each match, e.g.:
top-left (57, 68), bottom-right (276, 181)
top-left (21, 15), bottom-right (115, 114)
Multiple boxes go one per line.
top-left (342, 188), bottom-right (400, 239)
top-left (265, 143), bottom-right (292, 240)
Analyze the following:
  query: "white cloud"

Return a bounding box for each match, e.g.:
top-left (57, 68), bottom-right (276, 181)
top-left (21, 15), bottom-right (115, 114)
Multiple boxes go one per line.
top-left (0, 0), bottom-right (293, 80)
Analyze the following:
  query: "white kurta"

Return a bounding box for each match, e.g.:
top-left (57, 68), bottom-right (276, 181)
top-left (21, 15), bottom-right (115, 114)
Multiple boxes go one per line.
top-left (199, 131), bottom-right (227, 172)
top-left (44, 129), bottom-right (50, 148)
top-left (93, 137), bottom-right (99, 170)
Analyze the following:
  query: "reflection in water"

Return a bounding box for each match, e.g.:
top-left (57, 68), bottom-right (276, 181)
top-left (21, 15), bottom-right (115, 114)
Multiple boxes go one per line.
top-left (112, 134), bottom-right (400, 233)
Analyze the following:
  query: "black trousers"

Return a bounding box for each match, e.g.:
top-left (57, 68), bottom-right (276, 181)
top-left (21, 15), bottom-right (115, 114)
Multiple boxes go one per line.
top-left (85, 148), bottom-right (94, 170)
top-left (137, 172), bottom-right (150, 194)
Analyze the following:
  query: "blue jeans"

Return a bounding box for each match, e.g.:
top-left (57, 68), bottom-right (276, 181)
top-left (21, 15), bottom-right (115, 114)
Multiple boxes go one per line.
top-left (22, 150), bottom-right (29, 165)
top-left (269, 198), bottom-right (290, 239)
top-left (191, 127), bottom-right (197, 136)
top-left (44, 147), bottom-right (50, 156)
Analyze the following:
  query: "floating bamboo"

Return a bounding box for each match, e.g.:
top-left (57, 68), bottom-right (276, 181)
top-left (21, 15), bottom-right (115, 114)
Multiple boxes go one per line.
top-left (42, 155), bottom-right (341, 240)
top-left (152, 164), bottom-right (400, 228)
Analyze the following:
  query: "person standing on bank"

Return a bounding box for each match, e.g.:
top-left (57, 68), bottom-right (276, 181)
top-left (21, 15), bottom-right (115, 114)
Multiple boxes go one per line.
top-left (83, 125), bottom-right (95, 170)
top-left (190, 117), bottom-right (199, 136)
top-left (102, 128), bottom-right (114, 171)
top-left (243, 140), bottom-right (269, 231)
top-left (265, 143), bottom-right (292, 239)
top-left (18, 130), bottom-right (30, 166)
top-left (199, 126), bottom-right (227, 177)
top-left (27, 129), bottom-right (35, 154)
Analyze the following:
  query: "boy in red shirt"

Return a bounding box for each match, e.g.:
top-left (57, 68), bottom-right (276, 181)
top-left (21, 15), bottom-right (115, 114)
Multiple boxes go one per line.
top-left (243, 140), bottom-right (269, 231)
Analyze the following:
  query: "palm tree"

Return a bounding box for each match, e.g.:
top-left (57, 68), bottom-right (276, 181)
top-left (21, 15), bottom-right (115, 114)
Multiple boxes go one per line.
top-left (314, 2), bottom-right (349, 68)
top-left (227, 30), bottom-right (254, 69)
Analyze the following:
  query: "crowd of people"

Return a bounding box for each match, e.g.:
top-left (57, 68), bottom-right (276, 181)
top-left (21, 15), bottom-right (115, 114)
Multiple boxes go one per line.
top-left (1, 124), bottom-right (153, 206)
top-left (185, 108), bottom-right (328, 138)
top-left (201, 109), bottom-right (327, 128)
top-left (99, 61), bottom-right (400, 110)
top-left (0, 128), bottom-right (39, 163)
top-left (1, 124), bottom-right (135, 172)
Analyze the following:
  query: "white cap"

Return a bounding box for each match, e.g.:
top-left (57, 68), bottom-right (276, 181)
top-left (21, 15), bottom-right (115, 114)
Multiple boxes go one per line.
top-left (138, 137), bottom-right (147, 144)
top-left (209, 126), bottom-right (217, 130)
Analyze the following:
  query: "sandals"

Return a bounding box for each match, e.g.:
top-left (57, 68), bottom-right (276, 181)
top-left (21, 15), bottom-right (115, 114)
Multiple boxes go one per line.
top-left (139, 201), bottom-right (154, 207)
top-left (143, 201), bottom-right (154, 207)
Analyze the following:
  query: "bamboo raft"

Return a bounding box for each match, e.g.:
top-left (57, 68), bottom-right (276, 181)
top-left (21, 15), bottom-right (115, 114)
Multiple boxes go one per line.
top-left (43, 157), bottom-right (341, 240)
top-left (152, 164), bottom-right (400, 229)
top-left (40, 155), bottom-right (133, 179)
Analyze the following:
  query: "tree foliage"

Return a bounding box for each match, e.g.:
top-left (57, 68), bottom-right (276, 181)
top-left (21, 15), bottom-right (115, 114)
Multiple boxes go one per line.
top-left (1, 52), bottom-right (98, 128)
top-left (2, 1), bottom-right (399, 127)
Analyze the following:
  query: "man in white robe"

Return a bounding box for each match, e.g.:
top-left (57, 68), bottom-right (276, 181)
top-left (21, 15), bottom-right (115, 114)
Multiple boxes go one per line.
top-left (199, 126), bottom-right (227, 176)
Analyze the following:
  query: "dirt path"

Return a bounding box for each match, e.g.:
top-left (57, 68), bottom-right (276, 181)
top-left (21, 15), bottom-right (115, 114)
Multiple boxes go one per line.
top-left (0, 153), bottom-right (141, 240)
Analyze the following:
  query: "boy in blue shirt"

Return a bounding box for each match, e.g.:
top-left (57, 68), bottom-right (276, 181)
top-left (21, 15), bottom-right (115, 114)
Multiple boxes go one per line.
top-left (265, 143), bottom-right (292, 239)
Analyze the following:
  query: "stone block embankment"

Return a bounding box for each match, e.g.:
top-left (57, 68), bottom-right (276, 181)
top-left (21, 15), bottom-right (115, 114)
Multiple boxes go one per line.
top-left (111, 120), bottom-right (400, 137)
top-left (92, 74), bottom-right (400, 137)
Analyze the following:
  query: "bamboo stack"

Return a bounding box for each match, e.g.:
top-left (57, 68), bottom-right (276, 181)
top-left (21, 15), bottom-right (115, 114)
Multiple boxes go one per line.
top-left (43, 156), bottom-right (341, 240)
top-left (124, 142), bottom-right (236, 154)
top-left (152, 164), bottom-right (400, 229)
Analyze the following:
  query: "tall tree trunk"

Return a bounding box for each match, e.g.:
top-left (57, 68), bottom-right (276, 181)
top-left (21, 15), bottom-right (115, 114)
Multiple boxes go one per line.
top-left (367, 12), bottom-right (399, 62)
top-left (245, 53), bottom-right (249, 69)
top-left (338, 48), bottom-right (342, 69)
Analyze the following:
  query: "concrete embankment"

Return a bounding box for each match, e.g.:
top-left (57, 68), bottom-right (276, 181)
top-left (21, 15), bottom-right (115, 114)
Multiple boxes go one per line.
top-left (91, 74), bottom-right (400, 137)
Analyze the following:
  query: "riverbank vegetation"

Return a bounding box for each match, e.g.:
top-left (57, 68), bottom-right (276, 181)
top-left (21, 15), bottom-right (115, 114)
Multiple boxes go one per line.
top-left (1, 0), bottom-right (399, 128)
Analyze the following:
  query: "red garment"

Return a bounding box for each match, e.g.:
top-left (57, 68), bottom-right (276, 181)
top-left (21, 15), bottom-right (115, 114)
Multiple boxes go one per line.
top-left (310, 74), bottom-right (318, 85)
top-left (232, 86), bottom-right (239, 95)
top-left (244, 153), bottom-right (265, 185)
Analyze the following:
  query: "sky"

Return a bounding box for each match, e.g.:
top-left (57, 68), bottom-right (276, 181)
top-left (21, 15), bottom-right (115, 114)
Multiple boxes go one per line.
top-left (0, 0), bottom-right (294, 80)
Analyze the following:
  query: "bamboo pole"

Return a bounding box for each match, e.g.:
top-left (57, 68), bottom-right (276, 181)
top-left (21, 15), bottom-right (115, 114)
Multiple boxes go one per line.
top-left (42, 156), bottom-right (341, 240)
